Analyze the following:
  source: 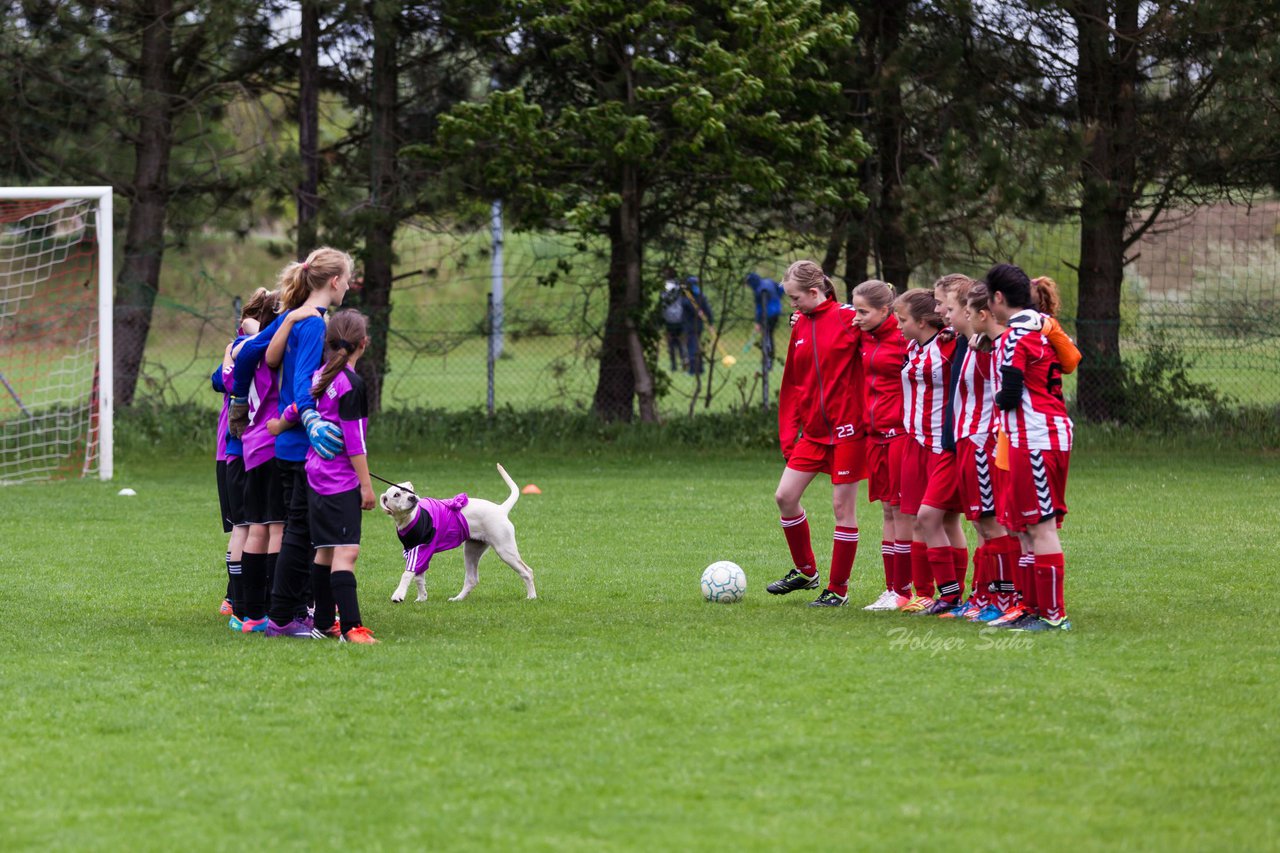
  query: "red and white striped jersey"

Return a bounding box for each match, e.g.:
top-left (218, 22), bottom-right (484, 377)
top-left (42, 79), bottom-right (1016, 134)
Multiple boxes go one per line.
top-left (901, 332), bottom-right (957, 451)
top-left (954, 345), bottom-right (997, 443)
top-left (995, 310), bottom-right (1074, 451)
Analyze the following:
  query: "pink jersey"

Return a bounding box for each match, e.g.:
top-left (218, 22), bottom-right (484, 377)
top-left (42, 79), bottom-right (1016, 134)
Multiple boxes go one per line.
top-left (954, 345), bottom-right (997, 443)
top-left (995, 310), bottom-right (1074, 451)
top-left (397, 494), bottom-right (472, 575)
top-left (303, 367), bottom-right (369, 495)
top-left (240, 359), bottom-right (280, 471)
top-left (901, 332), bottom-right (956, 451)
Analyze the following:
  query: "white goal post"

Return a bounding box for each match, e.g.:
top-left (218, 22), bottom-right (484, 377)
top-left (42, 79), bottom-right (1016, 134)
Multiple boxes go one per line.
top-left (0, 186), bottom-right (113, 483)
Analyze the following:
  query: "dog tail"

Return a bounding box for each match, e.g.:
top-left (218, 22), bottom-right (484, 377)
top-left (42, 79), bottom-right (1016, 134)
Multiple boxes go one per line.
top-left (496, 463), bottom-right (520, 514)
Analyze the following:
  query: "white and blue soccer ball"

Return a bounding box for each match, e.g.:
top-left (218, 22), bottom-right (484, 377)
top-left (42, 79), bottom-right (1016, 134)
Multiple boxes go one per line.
top-left (701, 561), bottom-right (747, 604)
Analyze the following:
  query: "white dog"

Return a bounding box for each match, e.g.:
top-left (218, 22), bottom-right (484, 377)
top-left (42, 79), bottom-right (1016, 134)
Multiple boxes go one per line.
top-left (379, 464), bottom-right (537, 603)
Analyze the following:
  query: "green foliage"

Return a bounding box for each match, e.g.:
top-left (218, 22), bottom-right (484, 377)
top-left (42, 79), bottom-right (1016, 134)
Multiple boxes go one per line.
top-left (1106, 329), bottom-right (1234, 431)
top-left (428, 0), bottom-right (869, 237)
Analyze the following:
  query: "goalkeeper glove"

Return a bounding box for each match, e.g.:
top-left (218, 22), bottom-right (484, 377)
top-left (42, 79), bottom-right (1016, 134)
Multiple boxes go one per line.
top-left (228, 396), bottom-right (249, 438)
top-left (301, 407), bottom-right (344, 460)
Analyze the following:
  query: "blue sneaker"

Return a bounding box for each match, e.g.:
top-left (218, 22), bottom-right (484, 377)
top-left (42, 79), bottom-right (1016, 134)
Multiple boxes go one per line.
top-left (228, 615), bottom-right (244, 631)
top-left (265, 618), bottom-right (316, 638)
top-left (1013, 616), bottom-right (1072, 632)
top-left (971, 604), bottom-right (1003, 623)
top-left (240, 616), bottom-right (268, 633)
top-left (936, 599), bottom-right (971, 619)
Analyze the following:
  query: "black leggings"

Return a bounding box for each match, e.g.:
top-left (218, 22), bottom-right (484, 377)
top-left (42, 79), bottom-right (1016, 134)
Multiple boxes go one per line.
top-left (269, 458), bottom-right (313, 624)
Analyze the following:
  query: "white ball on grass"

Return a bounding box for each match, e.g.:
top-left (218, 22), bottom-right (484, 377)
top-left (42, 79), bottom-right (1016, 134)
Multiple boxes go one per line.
top-left (701, 560), bottom-right (747, 604)
top-left (117, 487), bottom-right (136, 496)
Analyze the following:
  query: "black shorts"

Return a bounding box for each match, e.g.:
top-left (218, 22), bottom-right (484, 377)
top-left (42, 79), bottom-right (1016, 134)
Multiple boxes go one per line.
top-left (244, 458), bottom-right (286, 526)
top-left (225, 456), bottom-right (248, 527)
top-left (308, 486), bottom-right (363, 548)
top-left (216, 460), bottom-right (232, 533)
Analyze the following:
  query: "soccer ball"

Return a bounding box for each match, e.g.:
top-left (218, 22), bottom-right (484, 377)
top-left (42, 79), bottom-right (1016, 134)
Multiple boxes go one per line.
top-left (701, 561), bottom-right (747, 604)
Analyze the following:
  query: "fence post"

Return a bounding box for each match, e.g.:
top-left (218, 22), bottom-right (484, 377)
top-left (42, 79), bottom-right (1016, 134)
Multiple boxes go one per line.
top-left (487, 292), bottom-right (496, 417)
top-left (761, 335), bottom-right (772, 410)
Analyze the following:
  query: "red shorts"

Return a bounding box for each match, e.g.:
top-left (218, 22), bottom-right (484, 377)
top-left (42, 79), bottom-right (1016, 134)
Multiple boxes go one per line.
top-left (998, 445), bottom-right (1070, 532)
top-left (899, 439), bottom-right (962, 516)
top-left (866, 435), bottom-right (906, 505)
top-left (956, 435), bottom-right (999, 521)
top-left (786, 436), bottom-right (866, 485)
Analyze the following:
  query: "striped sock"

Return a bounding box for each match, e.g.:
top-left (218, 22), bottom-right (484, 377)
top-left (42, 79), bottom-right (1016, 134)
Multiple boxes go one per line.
top-left (827, 526), bottom-right (859, 596)
top-left (780, 513), bottom-right (817, 577)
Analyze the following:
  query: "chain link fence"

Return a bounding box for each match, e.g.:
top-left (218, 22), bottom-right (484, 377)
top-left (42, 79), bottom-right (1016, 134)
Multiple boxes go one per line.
top-left (134, 202), bottom-right (1280, 419)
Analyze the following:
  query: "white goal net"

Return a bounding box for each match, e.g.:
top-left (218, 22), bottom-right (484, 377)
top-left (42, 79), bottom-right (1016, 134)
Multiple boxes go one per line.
top-left (0, 188), bottom-right (113, 484)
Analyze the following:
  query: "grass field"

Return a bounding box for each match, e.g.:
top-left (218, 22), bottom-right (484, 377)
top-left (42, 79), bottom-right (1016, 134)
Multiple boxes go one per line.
top-left (2, 439), bottom-right (1278, 850)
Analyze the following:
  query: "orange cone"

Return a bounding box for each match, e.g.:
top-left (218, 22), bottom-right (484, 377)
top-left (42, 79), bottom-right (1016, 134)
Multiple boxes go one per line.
top-left (521, 484), bottom-right (542, 495)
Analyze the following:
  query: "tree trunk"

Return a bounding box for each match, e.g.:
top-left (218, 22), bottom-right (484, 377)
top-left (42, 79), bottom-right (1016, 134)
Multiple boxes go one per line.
top-left (1072, 0), bottom-right (1139, 421)
top-left (869, 0), bottom-right (911, 291)
top-left (113, 0), bottom-right (175, 407)
top-left (843, 212), bottom-right (871, 302)
top-left (296, 0), bottom-right (321, 257)
top-left (357, 0), bottom-right (399, 413)
top-left (593, 207), bottom-right (636, 422)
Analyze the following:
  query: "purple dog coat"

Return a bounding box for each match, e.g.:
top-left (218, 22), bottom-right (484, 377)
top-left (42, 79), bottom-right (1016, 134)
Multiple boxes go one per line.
top-left (397, 493), bottom-right (472, 575)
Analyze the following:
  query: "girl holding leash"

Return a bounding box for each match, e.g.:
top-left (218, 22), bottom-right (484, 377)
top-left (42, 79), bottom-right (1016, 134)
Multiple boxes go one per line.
top-left (271, 309), bottom-right (377, 643)
top-left (231, 247), bottom-right (353, 638)
top-left (768, 260), bottom-right (866, 607)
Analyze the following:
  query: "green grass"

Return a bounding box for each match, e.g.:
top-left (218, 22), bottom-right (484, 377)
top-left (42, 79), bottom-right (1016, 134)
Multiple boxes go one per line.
top-left (1, 441), bottom-right (1277, 849)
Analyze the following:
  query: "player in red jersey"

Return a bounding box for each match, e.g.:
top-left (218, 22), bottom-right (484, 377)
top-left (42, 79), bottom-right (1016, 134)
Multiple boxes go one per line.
top-left (940, 280), bottom-right (1022, 622)
top-left (849, 279), bottom-right (913, 611)
top-left (985, 263), bottom-right (1074, 631)
top-left (769, 260), bottom-right (867, 607)
top-left (895, 286), bottom-right (969, 615)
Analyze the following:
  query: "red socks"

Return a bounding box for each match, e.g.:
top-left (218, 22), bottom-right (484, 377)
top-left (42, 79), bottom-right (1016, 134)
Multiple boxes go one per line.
top-left (827, 526), bottom-right (859, 596)
top-left (880, 540), bottom-right (894, 593)
top-left (970, 544), bottom-right (990, 607)
top-left (780, 513), bottom-right (817, 577)
top-left (910, 541), bottom-right (935, 598)
top-left (951, 547), bottom-right (969, 594)
top-left (1034, 552), bottom-right (1066, 620)
top-left (928, 546), bottom-right (960, 602)
top-left (893, 540), bottom-right (913, 597)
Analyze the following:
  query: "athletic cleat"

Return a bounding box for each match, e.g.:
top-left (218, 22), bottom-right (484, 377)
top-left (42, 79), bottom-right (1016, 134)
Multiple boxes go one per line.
top-left (808, 589), bottom-right (848, 607)
top-left (957, 600), bottom-right (983, 620)
top-left (766, 568), bottom-right (820, 595)
top-left (219, 598), bottom-right (234, 616)
top-left (340, 626), bottom-right (378, 644)
top-left (970, 604), bottom-right (1003, 623)
top-left (240, 616), bottom-right (269, 634)
top-left (900, 595), bottom-right (935, 613)
top-left (228, 615), bottom-right (244, 631)
top-left (863, 589), bottom-right (901, 611)
top-left (925, 598), bottom-right (958, 616)
top-left (989, 604), bottom-right (1029, 627)
top-left (935, 600), bottom-right (971, 619)
top-left (265, 618), bottom-right (316, 638)
top-left (310, 623), bottom-right (343, 639)
top-left (999, 613), bottom-right (1041, 630)
top-left (1013, 616), bottom-right (1072, 632)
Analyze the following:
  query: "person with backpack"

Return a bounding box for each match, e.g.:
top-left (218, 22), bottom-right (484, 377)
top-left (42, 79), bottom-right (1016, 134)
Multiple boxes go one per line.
top-left (658, 267), bottom-right (687, 371)
top-left (745, 272), bottom-right (784, 361)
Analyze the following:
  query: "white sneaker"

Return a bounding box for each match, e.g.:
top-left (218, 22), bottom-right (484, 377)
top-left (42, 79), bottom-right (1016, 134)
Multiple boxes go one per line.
top-left (863, 589), bottom-right (901, 611)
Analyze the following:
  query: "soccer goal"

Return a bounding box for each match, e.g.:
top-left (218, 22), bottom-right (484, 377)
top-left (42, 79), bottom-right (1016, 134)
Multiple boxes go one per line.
top-left (0, 187), bottom-right (113, 484)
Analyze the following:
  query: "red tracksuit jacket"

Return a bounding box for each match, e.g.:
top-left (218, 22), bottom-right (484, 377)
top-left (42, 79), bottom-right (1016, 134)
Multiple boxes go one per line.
top-left (778, 298), bottom-right (865, 455)
top-left (860, 312), bottom-right (908, 441)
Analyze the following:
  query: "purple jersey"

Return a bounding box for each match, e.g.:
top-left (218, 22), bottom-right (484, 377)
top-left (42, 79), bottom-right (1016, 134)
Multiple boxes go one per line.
top-left (240, 359), bottom-right (280, 471)
top-left (303, 366), bottom-right (369, 495)
top-left (396, 494), bottom-right (471, 575)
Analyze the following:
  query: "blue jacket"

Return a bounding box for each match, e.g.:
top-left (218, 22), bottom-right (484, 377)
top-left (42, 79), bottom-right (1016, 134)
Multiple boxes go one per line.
top-left (229, 308), bottom-right (327, 462)
top-left (681, 280), bottom-right (713, 333)
top-left (746, 272), bottom-right (783, 323)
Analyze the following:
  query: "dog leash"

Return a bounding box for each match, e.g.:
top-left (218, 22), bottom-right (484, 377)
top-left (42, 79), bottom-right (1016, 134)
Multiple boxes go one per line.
top-left (370, 471), bottom-right (418, 498)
